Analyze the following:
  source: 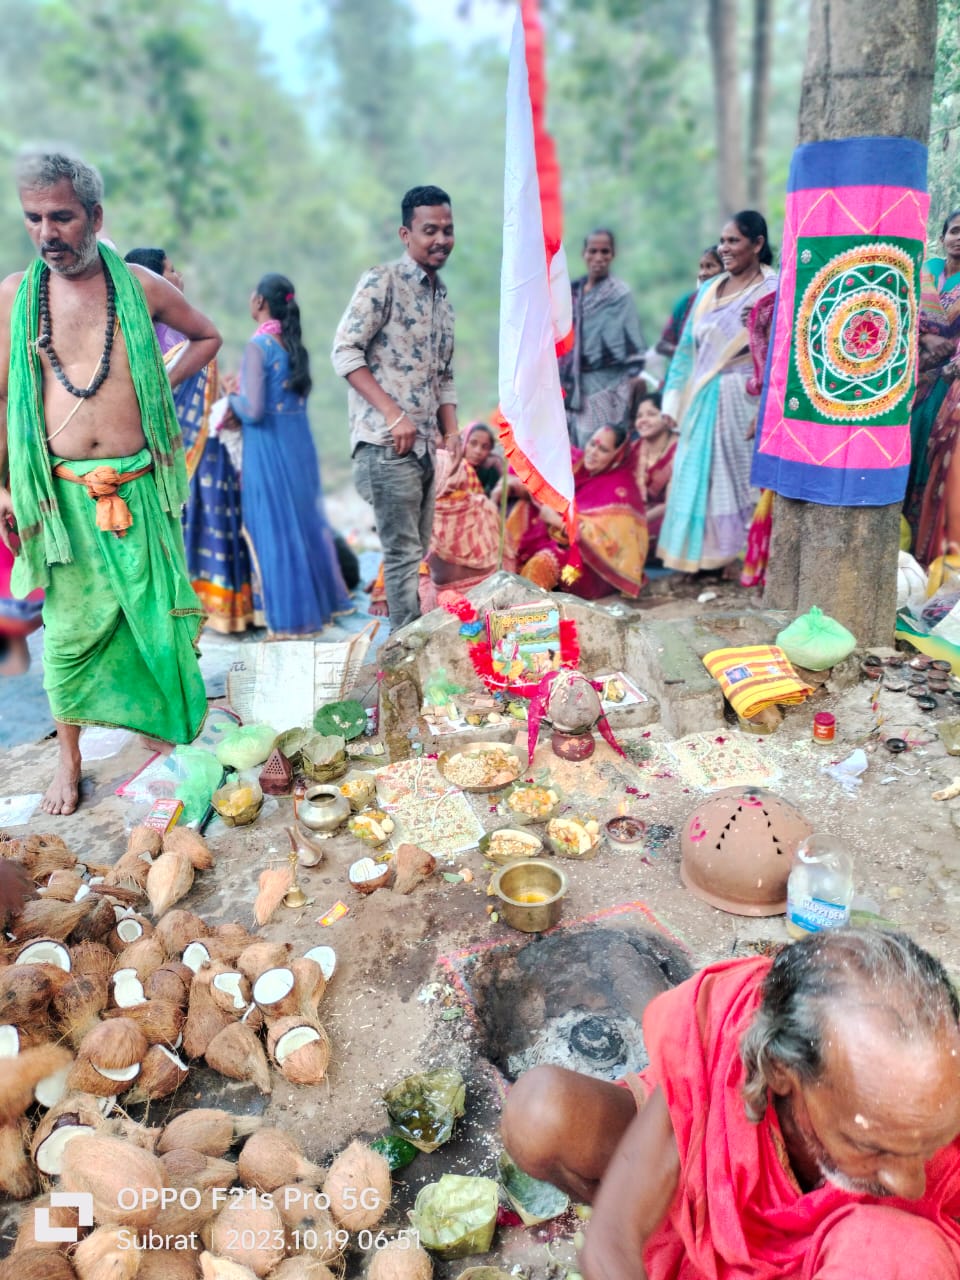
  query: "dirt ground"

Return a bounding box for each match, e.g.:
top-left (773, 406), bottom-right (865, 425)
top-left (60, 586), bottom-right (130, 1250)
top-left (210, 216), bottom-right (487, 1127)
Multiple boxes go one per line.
top-left (1, 576), bottom-right (959, 1275)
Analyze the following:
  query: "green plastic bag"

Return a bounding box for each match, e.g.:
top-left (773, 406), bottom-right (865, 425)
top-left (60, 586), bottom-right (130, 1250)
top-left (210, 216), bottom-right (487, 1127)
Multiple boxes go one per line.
top-left (171, 747), bottom-right (225, 825)
top-left (776, 607), bottom-right (856, 671)
top-left (409, 1175), bottom-right (499, 1258)
top-left (215, 724), bottom-right (278, 770)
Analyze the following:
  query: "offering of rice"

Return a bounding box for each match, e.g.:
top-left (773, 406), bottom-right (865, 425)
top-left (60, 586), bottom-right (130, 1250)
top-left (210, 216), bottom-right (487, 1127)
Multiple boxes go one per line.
top-left (348, 809), bottom-right (395, 847)
top-left (506, 784), bottom-right (560, 823)
top-left (440, 746), bottom-right (521, 791)
top-left (546, 817), bottom-right (601, 859)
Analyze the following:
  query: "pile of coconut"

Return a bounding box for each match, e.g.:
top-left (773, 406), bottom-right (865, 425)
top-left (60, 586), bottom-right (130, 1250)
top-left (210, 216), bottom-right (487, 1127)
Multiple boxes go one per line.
top-left (0, 829), bottom-right (408, 1279)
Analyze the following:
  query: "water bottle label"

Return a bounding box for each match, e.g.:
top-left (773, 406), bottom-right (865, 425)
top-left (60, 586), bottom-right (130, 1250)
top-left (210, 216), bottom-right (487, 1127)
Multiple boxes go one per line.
top-left (786, 893), bottom-right (850, 933)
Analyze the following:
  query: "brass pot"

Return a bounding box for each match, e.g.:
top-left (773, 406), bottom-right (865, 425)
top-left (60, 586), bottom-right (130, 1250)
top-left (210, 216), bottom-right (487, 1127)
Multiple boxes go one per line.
top-left (492, 859), bottom-right (567, 933)
top-left (297, 784), bottom-right (350, 834)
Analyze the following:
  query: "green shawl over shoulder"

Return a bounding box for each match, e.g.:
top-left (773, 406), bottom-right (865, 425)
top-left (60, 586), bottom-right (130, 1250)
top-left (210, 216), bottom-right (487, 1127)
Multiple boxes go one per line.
top-left (8, 242), bottom-right (189, 595)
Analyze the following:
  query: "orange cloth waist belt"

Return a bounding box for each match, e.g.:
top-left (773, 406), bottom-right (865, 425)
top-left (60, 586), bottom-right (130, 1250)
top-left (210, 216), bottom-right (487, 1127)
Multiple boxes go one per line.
top-left (52, 461), bottom-right (154, 538)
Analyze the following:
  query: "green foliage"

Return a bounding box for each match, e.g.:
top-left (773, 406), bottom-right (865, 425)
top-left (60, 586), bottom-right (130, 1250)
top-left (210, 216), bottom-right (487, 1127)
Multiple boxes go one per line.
top-left (928, 0), bottom-right (960, 233)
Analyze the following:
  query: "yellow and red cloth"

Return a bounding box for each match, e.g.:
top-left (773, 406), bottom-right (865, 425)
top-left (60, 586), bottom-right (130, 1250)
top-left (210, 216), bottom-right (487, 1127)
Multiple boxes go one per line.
top-left (702, 644), bottom-right (813, 720)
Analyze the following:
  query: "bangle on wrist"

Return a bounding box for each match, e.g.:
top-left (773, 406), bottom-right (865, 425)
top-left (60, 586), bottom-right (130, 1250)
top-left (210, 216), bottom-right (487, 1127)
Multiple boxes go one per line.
top-left (388, 411), bottom-right (407, 431)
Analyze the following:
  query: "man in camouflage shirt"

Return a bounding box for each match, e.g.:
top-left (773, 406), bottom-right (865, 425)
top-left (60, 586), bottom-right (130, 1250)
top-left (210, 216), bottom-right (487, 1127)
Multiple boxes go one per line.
top-left (332, 185), bottom-right (461, 630)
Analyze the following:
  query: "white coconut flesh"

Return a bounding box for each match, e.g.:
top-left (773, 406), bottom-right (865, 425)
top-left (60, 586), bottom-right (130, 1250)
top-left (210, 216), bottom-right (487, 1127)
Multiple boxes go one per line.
top-left (274, 1025), bottom-right (321, 1064)
top-left (213, 972), bottom-right (247, 1011)
top-left (182, 941), bottom-right (212, 973)
top-left (15, 939), bottom-right (71, 970)
top-left (115, 918), bottom-right (144, 944)
top-left (92, 1061), bottom-right (141, 1083)
top-left (0, 1026), bottom-right (20, 1058)
top-left (253, 968), bottom-right (295, 1007)
top-left (35, 1063), bottom-right (72, 1108)
top-left (156, 1045), bottom-right (188, 1072)
top-left (112, 967), bottom-right (147, 1007)
top-left (303, 946), bottom-right (337, 982)
top-left (350, 857), bottom-right (387, 886)
top-left (34, 1122), bottom-right (97, 1176)
top-left (113, 904), bottom-right (133, 922)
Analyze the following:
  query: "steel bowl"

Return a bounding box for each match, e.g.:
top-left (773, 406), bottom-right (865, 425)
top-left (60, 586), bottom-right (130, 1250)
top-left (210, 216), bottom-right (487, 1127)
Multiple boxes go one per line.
top-left (492, 859), bottom-right (567, 933)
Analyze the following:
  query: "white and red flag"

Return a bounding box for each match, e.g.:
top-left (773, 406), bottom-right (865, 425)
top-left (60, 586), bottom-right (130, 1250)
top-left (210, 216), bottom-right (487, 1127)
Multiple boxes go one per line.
top-left (497, 0), bottom-right (574, 521)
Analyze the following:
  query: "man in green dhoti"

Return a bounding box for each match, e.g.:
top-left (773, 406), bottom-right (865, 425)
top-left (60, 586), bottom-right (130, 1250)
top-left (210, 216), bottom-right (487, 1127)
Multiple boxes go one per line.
top-left (0, 149), bottom-right (221, 815)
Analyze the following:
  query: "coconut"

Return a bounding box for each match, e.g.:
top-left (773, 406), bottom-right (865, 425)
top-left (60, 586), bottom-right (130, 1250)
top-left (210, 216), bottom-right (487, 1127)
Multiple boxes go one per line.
top-left (15, 935), bottom-right (72, 969)
top-left (34, 1059), bottom-right (73, 1108)
top-left (68, 897), bottom-right (119, 944)
top-left (253, 867), bottom-right (293, 927)
top-left (98, 1116), bottom-right (162, 1151)
top-left (31, 1095), bottom-right (104, 1175)
top-left (13, 1189), bottom-right (87, 1252)
top-left (0, 1024), bottom-right (19, 1057)
top-left (102, 854), bottom-right (151, 895)
top-left (105, 913), bottom-right (154, 954)
top-left (251, 967), bottom-right (299, 1018)
top-left (0, 1043), bottom-right (73, 1124)
top-left (69, 941), bottom-right (115, 980)
top-left (367, 1241), bottom-right (433, 1280)
top-left (241, 1002), bottom-right (265, 1034)
top-left (213, 921), bottom-right (258, 955)
top-left (269, 1260), bottom-right (338, 1280)
top-left (67, 1058), bottom-right (134, 1100)
top-left (0, 963), bottom-right (64, 1022)
top-left (348, 858), bottom-right (392, 894)
top-left (266, 1018), bottom-right (331, 1086)
top-left (237, 1128), bottom-right (324, 1193)
top-left (52, 974), bottom-right (110, 1048)
top-left (113, 934), bottom-right (166, 980)
top-left (183, 978), bottom-right (233, 1058)
top-left (162, 826), bottom-right (215, 870)
top-left (23, 832), bottom-right (76, 879)
top-left (289, 958), bottom-right (325, 1018)
top-left (161, 1146), bottom-right (237, 1194)
top-left (158, 1108), bottom-right (262, 1157)
top-left (104, 998), bottom-right (185, 1047)
top-left (211, 968), bottom-right (252, 1015)
top-left (325, 1142), bottom-right (390, 1230)
top-left (123, 1044), bottom-right (188, 1101)
top-left (204, 1022), bottom-right (272, 1094)
top-left (125, 825), bottom-right (163, 861)
top-left (0, 1118), bottom-right (38, 1199)
top-left (204, 1197), bottom-right (286, 1276)
top-left (10, 898), bottom-right (87, 942)
top-left (139, 1249), bottom-right (202, 1280)
top-left (144, 962), bottom-right (192, 1007)
top-left (61, 1133), bottom-right (167, 1228)
top-left (200, 1253), bottom-right (260, 1280)
top-left (392, 843), bottom-right (437, 896)
top-left (111, 966), bottom-right (147, 1009)
top-left (302, 946), bottom-right (336, 983)
top-left (76, 1016), bottom-right (145, 1073)
top-left (72, 1225), bottom-right (140, 1280)
top-left (155, 909), bottom-right (209, 958)
top-left (42, 870), bottom-right (84, 902)
top-left (237, 941), bottom-right (292, 984)
top-left (0, 1248), bottom-right (78, 1279)
top-left (274, 1186), bottom-right (343, 1263)
top-left (146, 851), bottom-right (195, 917)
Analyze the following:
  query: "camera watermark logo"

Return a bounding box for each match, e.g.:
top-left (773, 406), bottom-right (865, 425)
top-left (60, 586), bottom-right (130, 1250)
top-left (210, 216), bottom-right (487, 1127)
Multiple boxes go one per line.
top-left (35, 1191), bottom-right (94, 1243)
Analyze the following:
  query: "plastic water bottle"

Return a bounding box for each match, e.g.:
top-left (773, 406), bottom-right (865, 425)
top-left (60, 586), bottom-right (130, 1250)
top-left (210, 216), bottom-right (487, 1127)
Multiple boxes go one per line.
top-left (785, 834), bottom-right (854, 939)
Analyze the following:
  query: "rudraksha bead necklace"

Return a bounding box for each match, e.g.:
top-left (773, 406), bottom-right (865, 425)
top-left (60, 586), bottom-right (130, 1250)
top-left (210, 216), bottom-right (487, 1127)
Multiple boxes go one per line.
top-left (36, 256), bottom-right (116, 399)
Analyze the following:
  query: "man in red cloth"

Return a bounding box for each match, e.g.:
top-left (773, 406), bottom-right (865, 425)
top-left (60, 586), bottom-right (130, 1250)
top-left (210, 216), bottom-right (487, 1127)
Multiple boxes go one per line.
top-left (502, 930), bottom-right (960, 1279)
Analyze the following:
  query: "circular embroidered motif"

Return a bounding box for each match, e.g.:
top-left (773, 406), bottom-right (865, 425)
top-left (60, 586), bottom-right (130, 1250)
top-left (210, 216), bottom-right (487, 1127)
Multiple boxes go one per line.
top-left (793, 243), bottom-right (917, 421)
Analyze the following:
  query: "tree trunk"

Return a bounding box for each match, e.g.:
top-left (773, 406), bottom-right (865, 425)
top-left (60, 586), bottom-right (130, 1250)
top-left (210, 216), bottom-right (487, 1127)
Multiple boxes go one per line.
top-left (762, 0), bottom-right (937, 646)
top-left (708, 0), bottom-right (747, 216)
top-left (746, 0), bottom-right (773, 208)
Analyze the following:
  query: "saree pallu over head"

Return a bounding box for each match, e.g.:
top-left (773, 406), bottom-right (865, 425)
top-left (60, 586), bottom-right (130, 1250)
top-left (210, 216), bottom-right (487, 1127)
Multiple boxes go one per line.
top-left (751, 137), bottom-right (929, 506)
top-left (7, 243), bottom-right (189, 595)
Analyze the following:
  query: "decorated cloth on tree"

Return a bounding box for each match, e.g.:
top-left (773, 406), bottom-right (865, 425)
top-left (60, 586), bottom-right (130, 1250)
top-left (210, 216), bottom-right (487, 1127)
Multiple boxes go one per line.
top-left (751, 137), bottom-right (929, 507)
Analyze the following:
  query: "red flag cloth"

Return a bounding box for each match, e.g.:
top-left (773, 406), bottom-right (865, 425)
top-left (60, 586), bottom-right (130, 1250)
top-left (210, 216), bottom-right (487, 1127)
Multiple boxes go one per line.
top-left (633, 958), bottom-right (960, 1279)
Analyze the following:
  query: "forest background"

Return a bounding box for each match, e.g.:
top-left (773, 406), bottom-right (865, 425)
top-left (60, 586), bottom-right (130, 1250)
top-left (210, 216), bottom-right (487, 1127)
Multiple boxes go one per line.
top-left (0, 0), bottom-right (958, 486)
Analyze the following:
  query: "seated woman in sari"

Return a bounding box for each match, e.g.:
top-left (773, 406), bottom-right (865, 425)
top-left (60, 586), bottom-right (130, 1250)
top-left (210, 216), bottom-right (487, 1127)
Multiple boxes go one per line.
top-left (906, 211), bottom-right (960, 542)
top-left (125, 247), bottom-right (253, 633)
top-left (462, 422), bottom-right (502, 496)
top-left (631, 390), bottom-right (676, 554)
top-left (505, 424), bottom-right (648, 600)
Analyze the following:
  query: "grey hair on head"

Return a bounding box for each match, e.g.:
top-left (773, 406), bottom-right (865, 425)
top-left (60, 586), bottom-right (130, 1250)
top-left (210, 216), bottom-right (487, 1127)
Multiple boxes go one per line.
top-left (15, 147), bottom-right (104, 216)
top-left (739, 929), bottom-right (959, 1124)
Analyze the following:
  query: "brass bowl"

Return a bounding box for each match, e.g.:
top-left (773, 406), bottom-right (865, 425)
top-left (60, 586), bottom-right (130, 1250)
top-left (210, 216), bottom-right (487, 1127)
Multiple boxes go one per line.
top-left (492, 859), bottom-right (567, 933)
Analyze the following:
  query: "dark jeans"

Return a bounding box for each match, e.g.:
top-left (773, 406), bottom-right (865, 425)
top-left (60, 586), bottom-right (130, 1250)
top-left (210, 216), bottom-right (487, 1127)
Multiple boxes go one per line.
top-left (353, 444), bottom-right (436, 630)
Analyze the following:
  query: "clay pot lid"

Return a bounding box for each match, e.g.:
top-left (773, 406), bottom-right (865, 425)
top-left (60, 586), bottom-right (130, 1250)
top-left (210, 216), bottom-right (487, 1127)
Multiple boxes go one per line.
top-left (679, 786), bottom-right (812, 917)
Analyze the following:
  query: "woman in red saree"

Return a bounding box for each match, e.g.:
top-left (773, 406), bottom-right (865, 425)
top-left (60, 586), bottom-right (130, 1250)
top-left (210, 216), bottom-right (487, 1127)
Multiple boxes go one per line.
top-left (505, 423), bottom-right (648, 599)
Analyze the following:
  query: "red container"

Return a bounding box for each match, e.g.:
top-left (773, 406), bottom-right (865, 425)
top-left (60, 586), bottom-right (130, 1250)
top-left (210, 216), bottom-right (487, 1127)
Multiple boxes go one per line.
top-left (812, 712), bottom-right (836, 743)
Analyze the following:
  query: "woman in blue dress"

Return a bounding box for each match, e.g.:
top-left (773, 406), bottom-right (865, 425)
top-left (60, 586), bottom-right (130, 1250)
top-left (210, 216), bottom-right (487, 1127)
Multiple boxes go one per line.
top-left (224, 273), bottom-right (352, 635)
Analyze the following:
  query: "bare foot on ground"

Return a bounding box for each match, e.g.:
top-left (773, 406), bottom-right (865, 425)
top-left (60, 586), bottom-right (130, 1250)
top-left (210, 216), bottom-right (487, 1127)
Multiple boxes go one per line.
top-left (42, 758), bottom-right (81, 816)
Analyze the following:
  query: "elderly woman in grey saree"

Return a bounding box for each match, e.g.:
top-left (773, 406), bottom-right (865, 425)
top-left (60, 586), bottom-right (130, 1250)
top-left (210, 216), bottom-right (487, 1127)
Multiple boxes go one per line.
top-left (559, 229), bottom-right (645, 448)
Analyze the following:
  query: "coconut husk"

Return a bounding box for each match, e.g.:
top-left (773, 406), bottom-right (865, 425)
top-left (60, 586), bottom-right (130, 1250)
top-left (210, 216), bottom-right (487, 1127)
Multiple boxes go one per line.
top-left (183, 978), bottom-right (233, 1058)
top-left (144, 962), bottom-right (192, 1007)
top-left (270, 1259), bottom-right (338, 1280)
top-left (273, 1186), bottom-right (343, 1263)
top-left (0, 1043), bottom-right (73, 1124)
top-left (158, 1109), bottom-right (262, 1158)
top-left (0, 1118), bottom-right (38, 1199)
top-left (146, 851), bottom-right (195, 917)
top-left (209, 965), bottom-right (252, 1017)
top-left (13, 1189), bottom-right (87, 1252)
top-left (155, 909), bottom-right (210, 958)
top-left (203, 1197), bottom-right (286, 1276)
top-left (69, 940), bottom-right (115, 980)
top-left (67, 897), bottom-right (118, 944)
top-left (393, 843), bottom-right (437, 895)
top-left (0, 962), bottom-right (65, 1022)
top-left (9, 898), bottom-right (87, 942)
top-left (237, 1127), bottom-right (323, 1193)
top-left (199, 1253), bottom-right (260, 1280)
top-left (61, 1134), bottom-right (167, 1228)
top-left (29, 1094), bottom-right (105, 1171)
top-left (0, 1248), bottom-right (78, 1279)
top-left (98, 1116), bottom-right (162, 1151)
top-left (138, 1250), bottom-right (201, 1280)
top-left (289, 957), bottom-right (325, 1019)
top-left (204, 1022), bottom-right (272, 1094)
top-left (368, 1243), bottom-right (433, 1280)
top-left (87, 883), bottom-right (145, 908)
top-left (325, 1141), bottom-right (390, 1230)
top-left (101, 853), bottom-right (151, 895)
top-left (42, 870), bottom-right (84, 902)
top-left (253, 866), bottom-right (293, 928)
top-left (123, 1044), bottom-right (189, 1102)
top-left (72, 1225), bottom-right (141, 1280)
top-left (236, 940), bottom-right (292, 984)
top-left (161, 1146), bottom-right (237, 1195)
top-left (77, 1016), bottom-right (147, 1070)
top-left (52, 973), bottom-right (110, 1047)
top-left (162, 826), bottom-right (215, 871)
top-left (267, 1018), bottom-right (332, 1087)
top-left (112, 934), bottom-right (166, 980)
top-left (104, 998), bottom-right (185, 1047)
top-left (23, 833), bottom-right (76, 880)
top-left (126, 825), bottom-right (163, 861)
top-left (105, 912), bottom-right (155, 953)
top-left (214, 921), bottom-right (258, 949)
